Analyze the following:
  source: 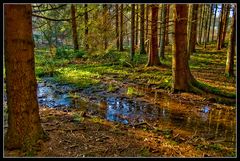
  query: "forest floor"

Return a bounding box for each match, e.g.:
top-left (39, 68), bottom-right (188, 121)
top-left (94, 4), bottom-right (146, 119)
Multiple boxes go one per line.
top-left (4, 44), bottom-right (236, 157)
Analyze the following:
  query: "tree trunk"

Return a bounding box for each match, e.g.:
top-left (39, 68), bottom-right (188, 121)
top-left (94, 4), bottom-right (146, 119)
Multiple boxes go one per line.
top-left (221, 4), bottom-right (230, 48)
top-left (145, 5), bottom-right (149, 42)
top-left (225, 5), bottom-right (236, 77)
top-left (147, 5), bottom-right (161, 66)
top-left (4, 4), bottom-right (45, 151)
top-left (84, 4), bottom-right (89, 50)
top-left (172, 4), bottom-right (195, 91)
top-left (165, 4), bottom-right (170, 46)
top-left (135, 4), bottom-right (139, 46)
top-left (103, 4), bottom-right (108, 50)
top-left (130, 4), bottom-right (135, 61)
top-left (207, 4), bottom-right (213, 42)
top-left (212, 4), bottom-right (218, 41)
top-left (199, 4), bottom-right (205, 44)
top-left (191, 4), bottom-right (199, 53)
top-left (217, 4), bottom-right (224, 50)
top-left (187, 4), bottom-right (193, 59)
top-left (197, 4), bottom-right (202, 44)
top-left (204, 5), bottom-right (209, 48)
top-left (140, 4), bottom-right (146, 55)
top-left (159, 4), bottom-right (167, 59)
top-left (119, 4), bottom-right (124, 51)
top-left (116, 4), bottom-right (119, 50)
top-left (71, 4), bottom-right (79, 51)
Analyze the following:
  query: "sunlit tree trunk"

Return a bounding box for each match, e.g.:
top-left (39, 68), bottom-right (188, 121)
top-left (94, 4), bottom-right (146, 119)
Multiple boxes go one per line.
top-left (140, 4), bottom-right (146, 55)
top-left (130, 4), bottom-right (135, 61)
top-left (84, 4), bottom-right (89, 50)
top-left (147, 5), bottom-right (161, 66)
top-left (119, 4), bottom-right (124, 51)
top-left (197, 4), bottom-right (202, 44)
top-left (116, 4), bottom-right (119, 50)
top-left (71, 4), bottom-right (79, 51)
top-left (207, 4), bottom-right (213, 42)
top-left (187, 4), bottom-right (193, 59)
top-left (159, 4), bottom-right (167, 59)
top-left (217, 4), bottom-right (224, 50)
top-left (172, 4), bottom-right (196, 91)
top-left (4, 4), bottom-right (45, 151)
top-left (225, 4), bottom-right (236, 77)
top-left (191, 4), bottom-right (198, 53)
top-left (221, 4), bottom-right (230, 48)
top-left (212, 4), bottom-right (218, 41)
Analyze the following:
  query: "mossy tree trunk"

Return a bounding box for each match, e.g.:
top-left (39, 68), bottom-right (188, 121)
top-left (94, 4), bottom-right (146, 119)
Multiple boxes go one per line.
top-left (225, 4), bottom-right (236, 77)
top-left (172, 4), bottom-right (196, 91)
top-left (71, 4), bottom-right (79, 51)
top-left (147, 5), bottom-right (161, 66)
top-left (4, 4), bottom-right (45, 151)
top-left (135, 4), bottom-right (139, 46)
top-left (165, 4), bottom-right (170, 46)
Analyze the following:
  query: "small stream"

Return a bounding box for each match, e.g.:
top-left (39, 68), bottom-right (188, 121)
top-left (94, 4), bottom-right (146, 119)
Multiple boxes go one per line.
top-left (37, 78), bottom-right (236, 144)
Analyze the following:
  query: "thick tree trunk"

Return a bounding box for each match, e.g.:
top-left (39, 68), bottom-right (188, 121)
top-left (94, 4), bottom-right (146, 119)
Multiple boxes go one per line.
top-left (119, 4), bottom-right (124, 51)
top-left (4, 4), bottom-right (45, 151)
top-left (217, 4), bottom-right (224, 50)
top-left (191, 4), bottom-right (198, 53)
top-left (147, 5), bottom-right (161, 66)
top-left (207, 4), bottom-right (213, 42)
top-left (135, 4), bottom-right (139, 46)
top-left (221, 4), bottom-right (230, 48)
top-left (84, 4), bottom-right (89, 50)
top-left (130, 4), bottom-right (135, 61)
top-left (165, 4), bottom-right (170, 46)
top-left (71, 4), bottom-right (79, 51)
top-left (172, 4), bottom-right (195, 91)
top-left (116, 4), bottom-right (119, 50)
top-left (212, 4), bottom-right (218, 41)
top-left (225, 5), bottom-right (236, 77)
top-left (159, 4), bottom-right (167, 59)
top-left (140, 4), bottom-right (146, 55)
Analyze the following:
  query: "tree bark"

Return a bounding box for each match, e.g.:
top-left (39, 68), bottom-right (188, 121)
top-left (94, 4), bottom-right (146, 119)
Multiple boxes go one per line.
top-left (165, 4), bottom-right (170, 46)
top-left (211, 4), bottom-right (218, 41)
top-left (4, 4), bottom-right (45, 151)
top-left (172, 4), bottom-right (195, 91)
top-left (135, 4), bottom-right (139, 46)
top-left (84, 4), bottom-right (89, 50)
top-left (191, 4), bottom-right (198, 53)
top-left (145, 5), bottom-right (149, 42)
top-left (225, 5), bottom-right (236, 77)
top-left (116, 4), bottom-right (119, 50)
top-left (217, 4), bottom-right (224, 50)
top-left (221, 4), bottom-right (230, 48)
top-left (207, 4), bottom-right (213, 42)
top-left (130, 4), bottom-right (135, 61)
top-left (140, 4), bottom-right (146, 55)
top-left (71, 4), bottom-right (79, 51)
top-left (103, 4), bottom-right (108, 50)
top-left (199, 4), bottom-right (205, 44)
top-left (197, 4), bottom-right (202, 44)
top-left (119, 4), bottom-right (124, 51)
top-left (204, 5), bottom-right (209, 48)
top-left (159, 4), bottom-right (167, 59)
top-left (147, 5), bottom-right (161, 66)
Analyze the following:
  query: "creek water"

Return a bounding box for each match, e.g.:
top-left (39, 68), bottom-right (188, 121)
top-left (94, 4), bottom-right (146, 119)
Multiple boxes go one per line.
top-left (37, 78), bottom-right (236, 145)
